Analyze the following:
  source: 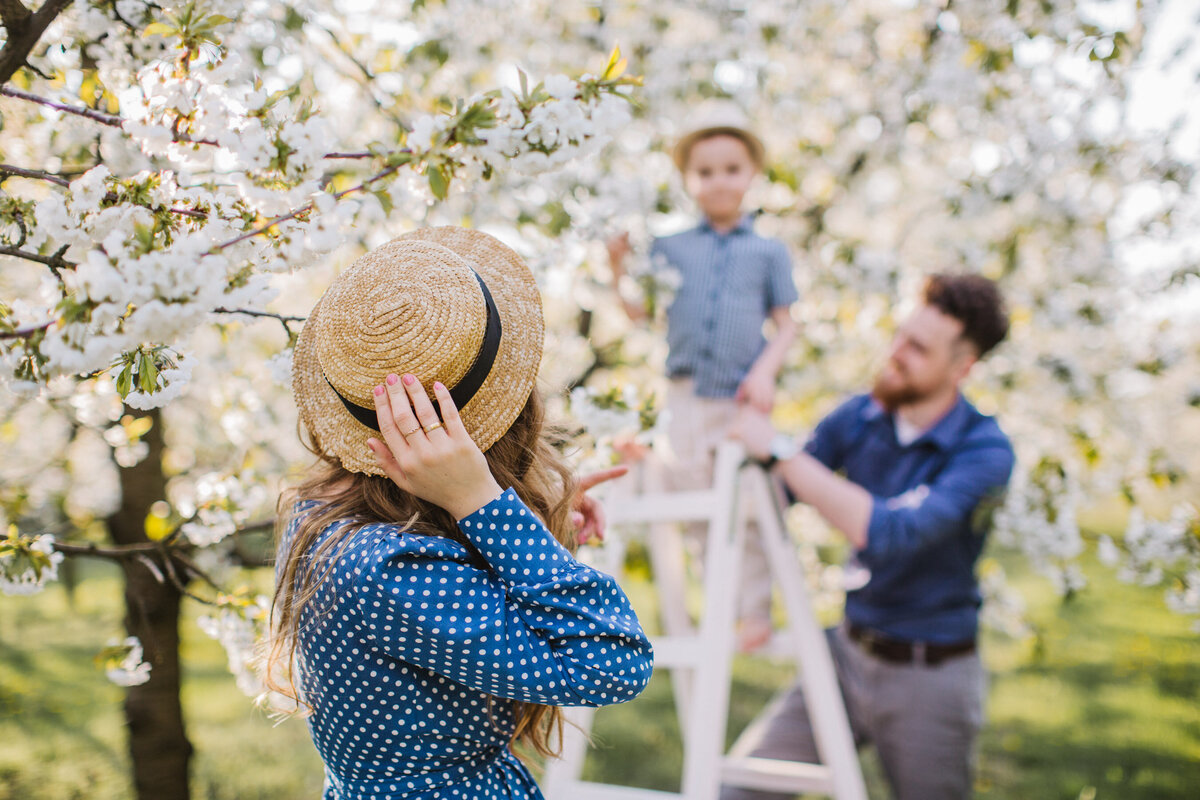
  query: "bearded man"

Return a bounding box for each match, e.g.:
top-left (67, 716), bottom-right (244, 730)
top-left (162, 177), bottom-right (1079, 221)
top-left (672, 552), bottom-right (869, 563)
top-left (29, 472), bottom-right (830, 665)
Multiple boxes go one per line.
top-left (722, 273), bottom-right (1014, 800)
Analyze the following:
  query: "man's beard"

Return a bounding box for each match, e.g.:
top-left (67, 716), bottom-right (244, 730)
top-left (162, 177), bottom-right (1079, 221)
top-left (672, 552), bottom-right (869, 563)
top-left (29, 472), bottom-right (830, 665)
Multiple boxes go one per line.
top-left (871, 368), bottom-right (924, 412)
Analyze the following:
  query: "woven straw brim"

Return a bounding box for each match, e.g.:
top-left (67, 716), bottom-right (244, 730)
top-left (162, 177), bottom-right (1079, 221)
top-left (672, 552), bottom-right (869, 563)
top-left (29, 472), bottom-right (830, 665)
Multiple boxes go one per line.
top-left (293, 227), bottom-right (544, 476)
top-left (672, 126), bottom-right (765, 171)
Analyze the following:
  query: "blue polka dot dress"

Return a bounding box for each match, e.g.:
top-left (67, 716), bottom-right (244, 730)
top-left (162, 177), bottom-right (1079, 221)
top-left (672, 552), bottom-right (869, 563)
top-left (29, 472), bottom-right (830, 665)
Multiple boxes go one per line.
top-left (279, 488), bottom-right (654, 799)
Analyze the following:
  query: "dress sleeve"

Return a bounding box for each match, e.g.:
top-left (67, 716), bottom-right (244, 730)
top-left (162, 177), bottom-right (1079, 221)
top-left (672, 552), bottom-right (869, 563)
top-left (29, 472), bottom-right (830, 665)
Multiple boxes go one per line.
top-left (353, 489), bottom-right (654, 707)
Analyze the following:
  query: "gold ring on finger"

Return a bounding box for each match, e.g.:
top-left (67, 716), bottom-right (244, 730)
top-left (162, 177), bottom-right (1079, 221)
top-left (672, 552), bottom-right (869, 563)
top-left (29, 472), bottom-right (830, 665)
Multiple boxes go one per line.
top-left (401, 426), bottom-right (422, 439)
top-left (423, 422), bottom-right (444, 434)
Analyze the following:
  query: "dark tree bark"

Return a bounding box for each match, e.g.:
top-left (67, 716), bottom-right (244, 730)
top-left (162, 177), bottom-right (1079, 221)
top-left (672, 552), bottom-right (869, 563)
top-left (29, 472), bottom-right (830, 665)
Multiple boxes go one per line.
top-left (106, 408), bottom-right (193, 800)
top-left (1, 5), bottom-right (193, 796)
top-left (0, 0), bottom-right (74, 86)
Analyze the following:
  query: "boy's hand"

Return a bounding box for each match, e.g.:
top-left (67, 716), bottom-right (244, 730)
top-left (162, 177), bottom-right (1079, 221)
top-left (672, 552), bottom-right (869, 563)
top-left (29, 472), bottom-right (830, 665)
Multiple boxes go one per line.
top-left (606, 232), bottom-right (632, 267)
top-left (729, 406), bottom-right (777, 460)
top-left (736, 369), bottom-right (775, 413)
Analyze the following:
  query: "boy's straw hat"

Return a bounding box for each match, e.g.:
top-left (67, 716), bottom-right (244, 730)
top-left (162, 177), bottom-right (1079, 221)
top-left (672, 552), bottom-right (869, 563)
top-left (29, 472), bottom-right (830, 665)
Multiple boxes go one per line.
top-left (292, 227), bottom-right (544, 476)
top-left (672, 99), bottom-right (765, 171)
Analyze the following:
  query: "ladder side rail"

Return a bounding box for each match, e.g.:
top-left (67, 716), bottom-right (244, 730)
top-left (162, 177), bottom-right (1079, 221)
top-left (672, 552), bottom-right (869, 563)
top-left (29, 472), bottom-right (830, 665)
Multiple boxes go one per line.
top-left (542, 705), bottom-right (599, 795)
top-left (542, 522), bottom-right (628, 797)
top-left (647, 517), bottom-right (697, 737)
top-left (677, 442), bottom-right (745, 800)
top-left (742, 467), bottom-right (867, 800)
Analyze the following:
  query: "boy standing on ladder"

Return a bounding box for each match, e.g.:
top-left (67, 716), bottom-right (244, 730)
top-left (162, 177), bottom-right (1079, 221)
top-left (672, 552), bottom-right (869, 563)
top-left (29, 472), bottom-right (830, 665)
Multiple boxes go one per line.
top-left (607, 101), bottom-right (798, 651)
top-left (726, 274), bottom-right (1014, 800)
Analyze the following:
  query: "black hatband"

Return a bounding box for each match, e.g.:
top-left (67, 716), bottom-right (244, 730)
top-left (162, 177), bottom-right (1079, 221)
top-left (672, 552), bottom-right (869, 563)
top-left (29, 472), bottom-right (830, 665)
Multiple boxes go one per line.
top-left (323, 272), bottom-right (502, 430)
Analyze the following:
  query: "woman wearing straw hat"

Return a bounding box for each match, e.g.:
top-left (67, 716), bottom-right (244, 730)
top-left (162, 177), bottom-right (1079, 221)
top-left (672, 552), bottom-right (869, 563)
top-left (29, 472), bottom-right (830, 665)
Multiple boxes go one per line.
top-left (265, 227), bottom-right (653, 799)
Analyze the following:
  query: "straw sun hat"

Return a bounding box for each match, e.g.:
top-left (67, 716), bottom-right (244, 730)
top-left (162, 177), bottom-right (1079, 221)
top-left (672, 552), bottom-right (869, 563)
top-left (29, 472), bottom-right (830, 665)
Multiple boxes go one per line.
top-left (292, 227), bottom-right (544, 476)
top-left (671, 99), bottom-right (765, 171)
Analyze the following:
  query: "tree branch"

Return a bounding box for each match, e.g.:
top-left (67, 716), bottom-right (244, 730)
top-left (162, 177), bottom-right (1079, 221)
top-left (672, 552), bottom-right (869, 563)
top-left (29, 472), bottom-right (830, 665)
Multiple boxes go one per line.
top-left (0, 319), bottom-right (51, 339)
top-left (53, 539), bottom-right (165, 560)
top-left (0, 243), bottom-right (76, 270)
top-left (0, 162), bottom-right (210, 219)
top-left (0, 162), bottom-right (69, 186)
top-left (0, 84), bottom-right (125, 125)
top-left (0, 1), bottom-right (32, 31)
top-left (212, 308), bottom-right (305, 323)
top-left (0, 87), bottom-right (392, 161)
top-left (49, 517), bottom-right (278, 562)
top-left (213, 163), bottom-right (402, 251)
top-left (0, 1), bottom-right (77, 86)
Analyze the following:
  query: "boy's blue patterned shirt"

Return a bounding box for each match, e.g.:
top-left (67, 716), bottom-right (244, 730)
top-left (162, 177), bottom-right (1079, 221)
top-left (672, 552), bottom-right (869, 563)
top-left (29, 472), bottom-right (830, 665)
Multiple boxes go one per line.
top-left (651, 214), bottom-right (798, 398)
top-left (279, 489), bottom-right (653, 799)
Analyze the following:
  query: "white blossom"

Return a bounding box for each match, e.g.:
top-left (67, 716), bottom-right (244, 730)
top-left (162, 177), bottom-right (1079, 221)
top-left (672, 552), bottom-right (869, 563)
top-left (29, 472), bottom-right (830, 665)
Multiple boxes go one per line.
top-left (199, 597), bottom-right (270, 697)
top-left (0, 532), bottom-right (65, 596)
top-left (105, 636), bottom-right (153, 687)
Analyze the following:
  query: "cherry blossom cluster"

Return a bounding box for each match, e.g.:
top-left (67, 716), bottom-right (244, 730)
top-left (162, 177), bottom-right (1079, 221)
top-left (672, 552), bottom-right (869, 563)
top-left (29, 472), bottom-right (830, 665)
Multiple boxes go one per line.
top-left (0, 526), bottom-right (65, 596)
top-left (99, 636), bottom-right (153, 687)
top-left (199, 593), bottom-right (271, 697)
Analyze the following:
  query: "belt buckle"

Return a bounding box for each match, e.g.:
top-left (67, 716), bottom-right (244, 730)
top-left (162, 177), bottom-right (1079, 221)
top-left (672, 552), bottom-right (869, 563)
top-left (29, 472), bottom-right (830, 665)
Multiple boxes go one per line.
top-left (855, 626), bottom-right (891, 659)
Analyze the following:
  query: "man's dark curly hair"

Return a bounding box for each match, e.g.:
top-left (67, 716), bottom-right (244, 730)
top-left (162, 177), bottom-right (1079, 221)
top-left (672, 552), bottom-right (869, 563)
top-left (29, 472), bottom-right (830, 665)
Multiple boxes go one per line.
top-left (923, 273), bottom-right (1009, 358)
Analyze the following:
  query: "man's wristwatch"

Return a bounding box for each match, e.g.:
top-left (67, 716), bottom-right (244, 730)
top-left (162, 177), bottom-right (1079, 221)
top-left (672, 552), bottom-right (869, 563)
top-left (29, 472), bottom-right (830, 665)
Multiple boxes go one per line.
top-left (761, 433), bottom-right (800, 469)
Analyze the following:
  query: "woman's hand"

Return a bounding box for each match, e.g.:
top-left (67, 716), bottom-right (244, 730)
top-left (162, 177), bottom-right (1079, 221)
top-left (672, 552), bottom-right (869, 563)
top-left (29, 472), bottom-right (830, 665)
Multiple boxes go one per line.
top-left (570, 466), bottom-right (629, 544)
top-left (367, 373), bottom-right (502, 520)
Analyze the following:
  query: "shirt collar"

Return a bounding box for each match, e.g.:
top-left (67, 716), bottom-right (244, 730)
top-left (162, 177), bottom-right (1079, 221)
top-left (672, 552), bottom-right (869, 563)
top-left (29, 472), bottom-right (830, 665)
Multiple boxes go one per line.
top-left (700, 213), bottom-right (755, 236)
top-left (863, 393), bottom-right (971, 451)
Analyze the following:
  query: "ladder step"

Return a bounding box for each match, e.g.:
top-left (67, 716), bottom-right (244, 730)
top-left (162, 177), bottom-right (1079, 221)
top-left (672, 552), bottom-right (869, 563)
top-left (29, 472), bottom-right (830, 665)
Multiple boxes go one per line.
top-left (650, 636), bottom-right (705, 668)
top-left (553, 781), bottom-right (683, 800)
top-left (721, 756), bottom-right (834, 794)
top-left (607, 490), bottom-right (717, 524)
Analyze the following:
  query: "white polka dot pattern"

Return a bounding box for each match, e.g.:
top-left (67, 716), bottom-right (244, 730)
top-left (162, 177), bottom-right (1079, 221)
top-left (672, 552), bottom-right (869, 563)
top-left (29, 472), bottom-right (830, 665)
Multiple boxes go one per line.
top-left (280, 489), bottom-right (654, 799)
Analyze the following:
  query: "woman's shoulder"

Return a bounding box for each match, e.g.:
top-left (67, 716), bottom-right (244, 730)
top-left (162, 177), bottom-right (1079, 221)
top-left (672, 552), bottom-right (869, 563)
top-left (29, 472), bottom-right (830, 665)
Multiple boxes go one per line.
top-left (304, 525), bottom-right (475, 596)
top-left (284, 497), bottom-right (475, 563)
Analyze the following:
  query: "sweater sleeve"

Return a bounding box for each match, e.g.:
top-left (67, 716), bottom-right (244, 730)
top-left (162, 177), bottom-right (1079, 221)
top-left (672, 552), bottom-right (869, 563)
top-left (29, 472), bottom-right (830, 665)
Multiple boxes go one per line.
top-left (353, 488), bottom-right (654, 707)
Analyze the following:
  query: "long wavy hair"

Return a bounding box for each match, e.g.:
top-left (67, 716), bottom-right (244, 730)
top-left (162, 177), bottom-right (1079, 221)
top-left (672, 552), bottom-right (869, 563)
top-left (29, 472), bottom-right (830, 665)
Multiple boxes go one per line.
top-left (261, 389), bottom-right (579, 758)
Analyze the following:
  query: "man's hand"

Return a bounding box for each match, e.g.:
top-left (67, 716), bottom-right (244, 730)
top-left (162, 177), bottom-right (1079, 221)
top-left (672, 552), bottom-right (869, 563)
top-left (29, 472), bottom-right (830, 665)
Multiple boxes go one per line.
top-left (735, 368), bottom-right (776, 413)
top-left (729, 406), bottom-right (778, 461)
top-left (570, 465), bottom-right (630, 543)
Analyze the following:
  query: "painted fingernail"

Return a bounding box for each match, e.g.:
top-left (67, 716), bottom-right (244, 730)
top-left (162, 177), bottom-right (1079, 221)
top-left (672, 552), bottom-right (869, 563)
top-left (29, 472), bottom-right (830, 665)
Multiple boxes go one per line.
top-left (402, 373), bottom-right (415, 385)
top-left (433, 381), bottom-right (445, 391)
top-left (386, 374), bottom-right (398, 386)
top-left (374, 385), bottom-right (385, 396)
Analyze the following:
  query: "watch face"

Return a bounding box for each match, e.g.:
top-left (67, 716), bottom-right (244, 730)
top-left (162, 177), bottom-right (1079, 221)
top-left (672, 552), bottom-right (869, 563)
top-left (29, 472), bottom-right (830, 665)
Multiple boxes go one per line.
top-left (770, 434), bottom-right (799, 462)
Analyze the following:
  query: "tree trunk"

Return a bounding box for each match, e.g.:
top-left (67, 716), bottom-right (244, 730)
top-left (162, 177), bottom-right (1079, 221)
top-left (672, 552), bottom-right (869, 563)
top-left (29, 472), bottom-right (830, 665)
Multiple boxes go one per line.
top-left (106, 408), bottom-right (193, 800)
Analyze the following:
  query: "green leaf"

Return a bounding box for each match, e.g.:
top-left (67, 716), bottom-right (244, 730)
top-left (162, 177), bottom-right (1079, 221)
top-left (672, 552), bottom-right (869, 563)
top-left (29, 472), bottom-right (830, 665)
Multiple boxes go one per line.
top-left (384, 151), bottom-right (414, 168)
top-left (138, 355), bottom-right (159, 395)
top-left (115, 364), bottom-right (133, 398)
top-left (142, 22), bottom-right (177, 39)
top-left (373, 188), bottom-right (394, 216)
top-left (427, 166), bottom-right (448, 201)
top-left (602, 45), bottom-right (626, 81)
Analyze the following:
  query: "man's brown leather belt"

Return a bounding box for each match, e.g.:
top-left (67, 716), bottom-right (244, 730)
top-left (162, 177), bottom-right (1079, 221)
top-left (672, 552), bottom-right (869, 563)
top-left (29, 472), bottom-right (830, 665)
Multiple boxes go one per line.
top-left (847, 623), bottom-right (976, 667)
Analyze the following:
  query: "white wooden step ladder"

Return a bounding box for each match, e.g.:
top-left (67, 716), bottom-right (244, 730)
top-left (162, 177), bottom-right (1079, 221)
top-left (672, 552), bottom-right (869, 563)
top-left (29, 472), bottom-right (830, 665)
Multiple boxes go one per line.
top-left (543, 441), bottom-right (867, 800)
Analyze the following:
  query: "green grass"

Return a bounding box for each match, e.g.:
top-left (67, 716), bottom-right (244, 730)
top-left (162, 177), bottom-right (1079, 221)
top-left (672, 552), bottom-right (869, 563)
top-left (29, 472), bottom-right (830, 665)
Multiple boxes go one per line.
top-left (2, 548), bottom-right (1198, 799)
top-left (0, 559), bottom-right (324, 800)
